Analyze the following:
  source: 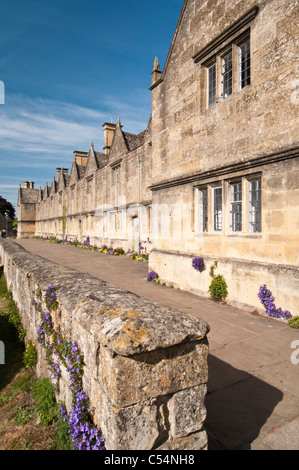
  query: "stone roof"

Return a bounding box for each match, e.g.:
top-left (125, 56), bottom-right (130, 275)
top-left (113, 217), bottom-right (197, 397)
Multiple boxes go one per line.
top-left (77, 164), bottom-right (86, 179)
top-left (95, 152), bottom-right (108, 169)
top-left (19, 188), bottom-right (39, 204)
top-left (123, 130), bottom-right (147, 151)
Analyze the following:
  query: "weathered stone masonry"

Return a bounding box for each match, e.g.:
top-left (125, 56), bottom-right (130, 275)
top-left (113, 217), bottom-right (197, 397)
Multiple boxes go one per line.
top-left (0, 239), bottom-right (210, 450)
top-left (17, 0), bottom-right (299, 316)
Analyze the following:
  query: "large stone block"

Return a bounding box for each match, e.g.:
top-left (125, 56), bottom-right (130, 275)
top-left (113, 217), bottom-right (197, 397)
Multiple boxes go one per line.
top-left (167, 384), bottom-right (207, 438)
top-left (98, 340), bottom-right (208, 408)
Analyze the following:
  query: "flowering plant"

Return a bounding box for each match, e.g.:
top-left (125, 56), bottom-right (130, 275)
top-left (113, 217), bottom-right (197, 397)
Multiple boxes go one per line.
top-left (258, 285), bottom-right (292, 320)
top-left (33, 286), bottom-right (105, 450)
top-left (23, 340), bottom-right (37, 368)
top-left (192, 257), bottom-right (206, 273)
top-left (208, 260), bottom-right (228, 301)
top-left (44, 285), bottom-right (59, 311)
top-left (83, 235), bottom-right (90, 247)
top-left (147, 271), bottom-right (158, 282)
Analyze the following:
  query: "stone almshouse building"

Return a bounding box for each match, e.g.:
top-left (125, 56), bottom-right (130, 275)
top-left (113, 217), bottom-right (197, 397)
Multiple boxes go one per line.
top-left (18, 0), bottom-right (299, 315)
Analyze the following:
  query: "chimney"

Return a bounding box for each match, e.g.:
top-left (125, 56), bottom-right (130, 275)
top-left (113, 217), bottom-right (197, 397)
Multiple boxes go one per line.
top-left (102, 122), bottom-right (117, 155)
top-left (73, 151), bottom-right (88, 166)
top-left (29, 182), bottom-right (34, 189)
top-left (23, 181), bottom-right (29, 188)
top-left (56, 168), bottom-right (68, 179)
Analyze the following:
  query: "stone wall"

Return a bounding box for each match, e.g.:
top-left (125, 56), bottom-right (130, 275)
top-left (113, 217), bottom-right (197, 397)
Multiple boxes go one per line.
top-left (0, 239), bottom-right (209, 450)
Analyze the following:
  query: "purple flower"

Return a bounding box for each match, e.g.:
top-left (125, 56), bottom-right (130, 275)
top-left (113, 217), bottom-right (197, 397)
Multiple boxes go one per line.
top-left (258, 285), bottom-right (292, 319)
top-left (147, 271), bottom-right (158, 282)
top-left (192, 257), bottom-right (206, 273)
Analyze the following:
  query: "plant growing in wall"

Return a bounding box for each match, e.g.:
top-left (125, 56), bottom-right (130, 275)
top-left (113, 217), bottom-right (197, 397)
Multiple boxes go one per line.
top-left (192, 257), bottom-right (206, 273)
top-left (147, 271), bottom-right (159, 282)
top-left (258, 285), bottom-right (292, 320)
top-left (208, 259), bottom-right (228, 301)
top-left (23, 340), bottom-right (37, 369)
top-left (32, 286), bottom-right (105, 450)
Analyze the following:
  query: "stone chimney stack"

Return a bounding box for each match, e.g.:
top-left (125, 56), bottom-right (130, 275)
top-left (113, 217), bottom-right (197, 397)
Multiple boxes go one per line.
top-left (29, 182), bottom-right (34, 189)
top-left (56, 168), bottom-right (68, 179)
top-left (23, 181), bottom-right (29, 188)
top-left (102, 122), bottom-right (117, 155)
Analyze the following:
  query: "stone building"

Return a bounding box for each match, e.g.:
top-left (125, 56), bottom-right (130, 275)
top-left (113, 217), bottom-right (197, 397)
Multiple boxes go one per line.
top-left (18, 0), bottom-right (299, 315)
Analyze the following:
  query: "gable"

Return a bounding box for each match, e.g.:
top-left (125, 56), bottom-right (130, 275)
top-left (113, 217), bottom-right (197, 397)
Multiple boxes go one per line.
top-left (108, 120), bottom-right (129, 165)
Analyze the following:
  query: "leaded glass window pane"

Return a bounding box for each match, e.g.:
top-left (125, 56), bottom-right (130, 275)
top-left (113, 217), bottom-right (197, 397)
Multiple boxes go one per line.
top-left (239, 38), bottom-right (251, 89)
top-left (208, 63), bottom-right (217, 107)
top-left (214, 187), bottom-right (222, 231)
top-left (222, 51), bottom-right (233, 99)
top-left (249, 179), bottom-right (261, 232)
top-left (231, 182), bottom-right (242, 231)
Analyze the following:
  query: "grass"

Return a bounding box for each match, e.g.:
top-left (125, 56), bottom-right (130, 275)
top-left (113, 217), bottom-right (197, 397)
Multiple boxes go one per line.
top-left (0, 270), bottom-right (72, 450)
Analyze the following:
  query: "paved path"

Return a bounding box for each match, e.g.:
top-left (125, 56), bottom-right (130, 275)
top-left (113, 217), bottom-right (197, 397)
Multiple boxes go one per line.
top-left (15, 239), bottom-right (299, 450)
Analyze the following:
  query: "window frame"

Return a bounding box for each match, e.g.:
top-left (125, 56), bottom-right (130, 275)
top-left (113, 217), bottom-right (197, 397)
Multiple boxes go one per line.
top-left (199, 187), bottom-right (208, 232)
top-left (221, 49), bottom-right (233, 99)
top-left (202, 29), bottom-right (252, 109)
top-left (238, 36), bottom-right (251, 90)
top-left (112, 164), bottom-right (121, 185)
top-left (248, 177), bottom-right (262, 233)
top-left (230, 181), bottom-right (243, 232)
top-left (213, 186), bottom-right (223, 232)
top-left (207, 62), bottom-right (217, 107)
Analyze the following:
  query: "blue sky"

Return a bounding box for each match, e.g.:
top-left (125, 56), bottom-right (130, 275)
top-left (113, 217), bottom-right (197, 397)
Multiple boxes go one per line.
top-left (0, 0), bottom-right (183, 213)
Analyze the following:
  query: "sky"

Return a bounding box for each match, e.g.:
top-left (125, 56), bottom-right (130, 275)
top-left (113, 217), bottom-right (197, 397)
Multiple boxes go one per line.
top-left (0, 0), bottom-right (184, 214)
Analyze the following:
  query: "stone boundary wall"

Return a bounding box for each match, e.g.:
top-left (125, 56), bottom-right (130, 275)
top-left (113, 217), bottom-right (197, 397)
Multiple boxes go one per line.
top-left (0, 240), bottom-right (210, 450)
top-left (149, 249), bottom-right (299, 316)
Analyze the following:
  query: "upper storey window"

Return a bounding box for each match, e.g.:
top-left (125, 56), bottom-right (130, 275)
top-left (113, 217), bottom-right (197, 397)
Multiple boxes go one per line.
top-left (239, 37), bottom-right (251, 89)
top-left (208, 62), bottom-right (217, 107)
top-left (193, 6), bottom-right (258, 108)
top-left (222, 50), bottom-right (233, 99)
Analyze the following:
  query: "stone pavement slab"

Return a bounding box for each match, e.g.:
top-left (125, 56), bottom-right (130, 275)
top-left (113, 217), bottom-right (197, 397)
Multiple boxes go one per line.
top-left (12, 239), bottom-right (299, 450)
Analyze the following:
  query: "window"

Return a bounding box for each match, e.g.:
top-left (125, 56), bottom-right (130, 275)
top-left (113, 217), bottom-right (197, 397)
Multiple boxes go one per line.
top-left (214, 187), bottom-right (222, 231)
top-left (194, 175), bottom-right (261, 235)
top-left (222, 50), bottom-right (233, 99)
top-left (230, 182), bottom-right (242, 231)
top-left (239, 37), bottom-right (251, 89)
top-left (200, 188), bottom-right (208, 232)
top-left (113, 165), bottom-right (121, 185)
top-left (117, 210), bottom-right (122, 232)
top-left (249, 178), bottom-right (261, 232)
top-left (208, 63), bottom-right (217, 107)
top-left (203, 33), bottom-right (252, 108)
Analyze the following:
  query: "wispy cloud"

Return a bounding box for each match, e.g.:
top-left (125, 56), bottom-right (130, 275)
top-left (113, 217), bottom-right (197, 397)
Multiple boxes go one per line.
top-left (0, 92), bottom-right (150, 209)
top-left (0, 95), bottom-right (108, 157)
top-left (0, 93), bottom-right (149, 159)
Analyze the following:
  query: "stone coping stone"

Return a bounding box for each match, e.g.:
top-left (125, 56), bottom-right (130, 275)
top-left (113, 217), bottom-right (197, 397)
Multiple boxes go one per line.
top-left (0, 240), bottom-right (210, 356)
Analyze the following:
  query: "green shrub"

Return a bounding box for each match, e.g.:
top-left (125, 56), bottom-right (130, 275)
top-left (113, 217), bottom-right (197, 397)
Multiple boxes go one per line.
top-left (0, 273), bottom-right (26, 340)
top-left (288, 316), bottom-right (299, 329)
top-left (208, 260), bottom-right (228, 301)
top-left (209, 274), bottom-right (228, 301)
top-left (23, 341), bottom-right (38, 368)
top-left (31, 378), bottom-right (60, 426)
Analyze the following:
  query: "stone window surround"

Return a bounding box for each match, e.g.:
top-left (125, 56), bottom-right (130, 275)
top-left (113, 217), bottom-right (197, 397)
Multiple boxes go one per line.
top-left (203, 30), bottom-right (251, 109)
top-left (193, 5), bottom-right (258, 110)
top-left (194, 171), bottom-right (262, 236)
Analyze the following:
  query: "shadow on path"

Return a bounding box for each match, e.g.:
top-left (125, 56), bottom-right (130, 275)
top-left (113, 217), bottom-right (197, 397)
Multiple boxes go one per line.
top-left (205, 355), bottom-right (283, 449)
